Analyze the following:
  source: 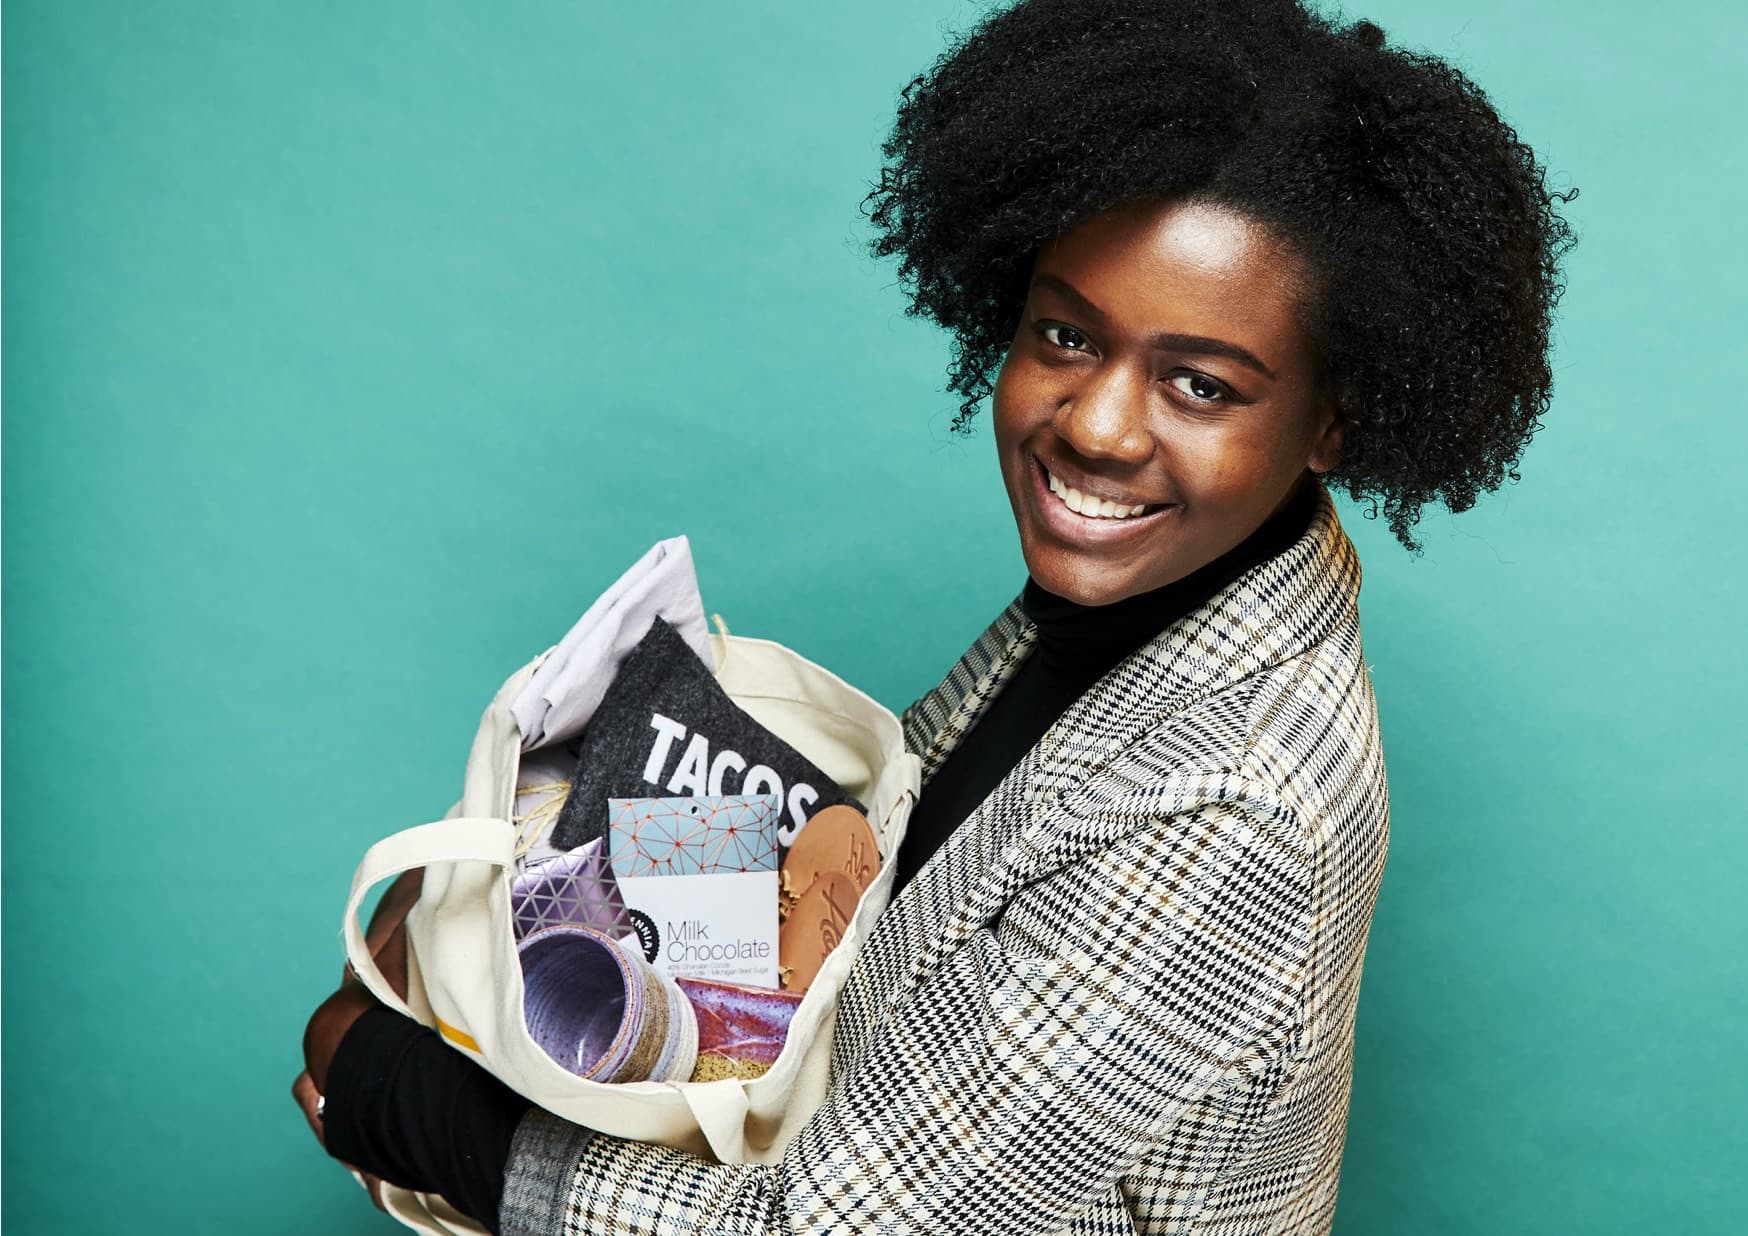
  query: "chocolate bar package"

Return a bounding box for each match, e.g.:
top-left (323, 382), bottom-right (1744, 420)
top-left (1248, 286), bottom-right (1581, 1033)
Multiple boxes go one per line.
top-left (607, 794), bottom-right (783, 987)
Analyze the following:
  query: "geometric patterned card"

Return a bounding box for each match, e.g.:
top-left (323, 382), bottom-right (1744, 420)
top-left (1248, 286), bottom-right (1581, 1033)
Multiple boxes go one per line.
top-left (509, 838), bottom-right (640, 942)
top-left (607, 795), bottom-right (781, 877)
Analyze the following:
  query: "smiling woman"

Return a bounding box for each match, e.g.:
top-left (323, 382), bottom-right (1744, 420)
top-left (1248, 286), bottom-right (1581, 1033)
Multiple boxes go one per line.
top-left (994, 198), bottom-right (1344, 605)
top-left (294, 1), bottom-right (1573, 1232)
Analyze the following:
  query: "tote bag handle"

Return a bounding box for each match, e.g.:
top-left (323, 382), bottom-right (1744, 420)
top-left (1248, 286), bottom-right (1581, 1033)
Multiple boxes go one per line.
top-left (342, 817), bottom-right (515, 1018)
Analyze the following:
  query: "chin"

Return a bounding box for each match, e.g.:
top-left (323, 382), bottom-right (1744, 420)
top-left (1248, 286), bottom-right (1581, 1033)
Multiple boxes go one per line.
top-left (1026, 555), bottom-right (1151, 607)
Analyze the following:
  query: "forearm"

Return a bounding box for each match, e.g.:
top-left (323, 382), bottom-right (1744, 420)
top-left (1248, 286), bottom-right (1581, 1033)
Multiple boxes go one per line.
top-left (324, 1005), bottom-right (532, 1233)
top-left (361, 869), bottom-right (422, 965)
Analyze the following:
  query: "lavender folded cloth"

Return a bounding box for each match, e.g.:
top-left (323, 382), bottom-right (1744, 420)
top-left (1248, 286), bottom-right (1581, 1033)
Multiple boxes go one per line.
top-left (517, 926), bottom-right (698, 1083)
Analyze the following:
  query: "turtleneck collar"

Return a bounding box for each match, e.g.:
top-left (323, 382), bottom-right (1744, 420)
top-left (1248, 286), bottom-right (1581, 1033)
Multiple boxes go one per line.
top-left (1020, 477), bottom-right (1321, 680)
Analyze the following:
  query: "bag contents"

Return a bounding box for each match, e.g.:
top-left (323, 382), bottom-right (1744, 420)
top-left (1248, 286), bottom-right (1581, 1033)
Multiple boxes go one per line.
top-left (608, 794), bottom-right (782, 987)
top-left (517, 925), bottom-right (698, 1083)
top-left (509, 598), bottom-right (888, 1086)
top-left (551, 618), bottom-right (862, 853)
top-left (510, 747), bottom-right (580, 869)
top-left (675, 977), bottom-right (805, 1082)
top-left (777, 804), bottom-right (880, 992)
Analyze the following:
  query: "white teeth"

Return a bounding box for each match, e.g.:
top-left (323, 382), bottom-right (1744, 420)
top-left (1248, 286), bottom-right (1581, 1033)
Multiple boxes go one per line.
top-left (1043, 467), bottom-right (1151, 520)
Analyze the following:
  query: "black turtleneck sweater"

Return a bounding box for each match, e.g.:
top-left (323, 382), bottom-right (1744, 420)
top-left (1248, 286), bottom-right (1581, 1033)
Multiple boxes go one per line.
top-left (320, 479), bottom-right (1321, 1228)
top-left (891, 477), bottom-right (1319, 896)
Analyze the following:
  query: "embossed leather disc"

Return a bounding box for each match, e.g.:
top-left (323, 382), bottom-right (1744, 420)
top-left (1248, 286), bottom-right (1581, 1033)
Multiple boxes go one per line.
top-left (781, 805), bottom-right (879, 898)
top-left (778, 871), bottom-right (860, 992)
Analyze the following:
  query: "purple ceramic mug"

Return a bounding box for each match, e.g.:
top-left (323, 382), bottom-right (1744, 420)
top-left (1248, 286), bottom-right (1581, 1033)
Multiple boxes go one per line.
top-left (517, 925), bottom-right (697, 1082)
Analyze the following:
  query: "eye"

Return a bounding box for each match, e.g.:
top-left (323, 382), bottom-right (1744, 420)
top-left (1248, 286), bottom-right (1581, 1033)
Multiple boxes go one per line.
top-left (1040, 323), bottom-right (1091, 352)
top-left (1167, 371), bottom-right (1230, 403)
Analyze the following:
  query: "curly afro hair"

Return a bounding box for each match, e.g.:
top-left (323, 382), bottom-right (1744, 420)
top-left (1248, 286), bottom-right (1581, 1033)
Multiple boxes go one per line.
top-left (863, 0), bottom-right (1576, 550)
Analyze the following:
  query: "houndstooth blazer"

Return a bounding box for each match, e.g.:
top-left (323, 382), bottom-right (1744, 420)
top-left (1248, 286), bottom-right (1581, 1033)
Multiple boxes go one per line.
top-left (501, 481), bottom-right (1390, 1236)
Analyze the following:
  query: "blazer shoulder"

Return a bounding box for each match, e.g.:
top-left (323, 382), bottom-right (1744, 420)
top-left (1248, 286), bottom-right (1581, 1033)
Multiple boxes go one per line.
top-left (1097, 615), bottom-right (1386, 864)
top-left (1241, 620), bottom-right (1388, 855)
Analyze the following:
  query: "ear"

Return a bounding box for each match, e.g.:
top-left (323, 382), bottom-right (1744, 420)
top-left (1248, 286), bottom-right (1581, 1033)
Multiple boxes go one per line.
top-left (1307, 397), bottom-right (1344, 475)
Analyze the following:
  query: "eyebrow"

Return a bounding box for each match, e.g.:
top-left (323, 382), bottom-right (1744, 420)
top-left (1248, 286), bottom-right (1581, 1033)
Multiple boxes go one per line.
top-left (1029, 273), bottom-right (1278, 380)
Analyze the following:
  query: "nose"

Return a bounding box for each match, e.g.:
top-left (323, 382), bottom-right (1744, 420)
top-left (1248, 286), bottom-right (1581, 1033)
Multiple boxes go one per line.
top-left (1051, 363), bottom-right (1154, 465)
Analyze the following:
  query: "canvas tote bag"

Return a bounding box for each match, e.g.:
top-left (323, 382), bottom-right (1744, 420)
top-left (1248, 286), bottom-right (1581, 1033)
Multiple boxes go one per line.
top-left (340, 627), bottom-right (920, 1234)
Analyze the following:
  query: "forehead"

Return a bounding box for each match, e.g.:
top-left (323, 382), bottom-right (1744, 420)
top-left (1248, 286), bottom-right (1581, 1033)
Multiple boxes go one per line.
top-left (1033, 198), bottom-right (1313, 354)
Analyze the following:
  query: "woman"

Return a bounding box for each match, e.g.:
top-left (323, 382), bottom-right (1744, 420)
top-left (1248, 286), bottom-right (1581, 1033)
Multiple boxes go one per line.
top-left (294, 1), bottom-right (1572, 1231)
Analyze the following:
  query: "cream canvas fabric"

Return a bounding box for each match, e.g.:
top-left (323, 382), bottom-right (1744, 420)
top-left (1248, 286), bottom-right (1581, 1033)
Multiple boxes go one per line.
top-left (341, 629), bottom-right (920, 1235)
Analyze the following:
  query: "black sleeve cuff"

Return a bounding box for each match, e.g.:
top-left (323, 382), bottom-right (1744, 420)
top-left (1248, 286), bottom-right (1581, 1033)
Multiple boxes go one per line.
top-left (323, 1004), bottom-right (531, 1233)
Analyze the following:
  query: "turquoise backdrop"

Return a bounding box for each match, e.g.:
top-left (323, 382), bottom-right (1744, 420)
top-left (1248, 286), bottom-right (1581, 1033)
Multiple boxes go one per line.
top-left (5, 1), bottom-right (1744, 1232)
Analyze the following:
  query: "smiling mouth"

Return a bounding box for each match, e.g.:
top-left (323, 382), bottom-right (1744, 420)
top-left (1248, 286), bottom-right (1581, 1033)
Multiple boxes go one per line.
top-left (1036, 459), bottom-right (1172, 521)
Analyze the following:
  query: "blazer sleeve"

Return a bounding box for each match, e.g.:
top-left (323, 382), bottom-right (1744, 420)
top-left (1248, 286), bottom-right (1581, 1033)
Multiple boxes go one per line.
top-left (499, 788), bottom-right (1314, 1236)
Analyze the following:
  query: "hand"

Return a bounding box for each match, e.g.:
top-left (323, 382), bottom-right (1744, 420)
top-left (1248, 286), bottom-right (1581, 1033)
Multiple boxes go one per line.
top-left (291, 1065), bottom-right (389, 1211)
top-left (296, 867), bottom-right (423, 1208)
top-left (294, 980), bottom-right (388, 1209)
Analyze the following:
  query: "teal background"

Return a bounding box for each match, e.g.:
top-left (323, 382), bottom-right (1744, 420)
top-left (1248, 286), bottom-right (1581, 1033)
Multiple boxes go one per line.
top-left (5, 1), bottom-right (1744, 1232)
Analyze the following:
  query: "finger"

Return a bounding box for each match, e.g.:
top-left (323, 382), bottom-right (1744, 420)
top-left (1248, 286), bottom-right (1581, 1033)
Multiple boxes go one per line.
top-left (291, 1071), bottom-right (325, 1146)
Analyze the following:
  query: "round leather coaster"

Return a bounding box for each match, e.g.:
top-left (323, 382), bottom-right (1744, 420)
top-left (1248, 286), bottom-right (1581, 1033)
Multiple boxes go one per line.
top-left (778, 870), bottom-right (860, 992)
top-left (781, 805), bottom-right (879, 901)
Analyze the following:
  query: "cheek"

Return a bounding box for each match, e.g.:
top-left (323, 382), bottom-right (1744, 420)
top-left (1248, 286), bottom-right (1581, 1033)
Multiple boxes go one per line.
top-left (1167, 426), bottom-right (1304, 514)
top-left (989, 368), bottom-right (1030, 506)
top-left (990, 356), bottom-right (1029, 443)
top-left (1175, 429), bottom-right (1266, 488)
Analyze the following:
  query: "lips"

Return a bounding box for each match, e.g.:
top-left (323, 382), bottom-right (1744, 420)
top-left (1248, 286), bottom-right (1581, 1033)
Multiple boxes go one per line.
top-left (1044, 468), bottom-right (1155, 519)
top-left (1027, 456), bottom-right (1177, 543)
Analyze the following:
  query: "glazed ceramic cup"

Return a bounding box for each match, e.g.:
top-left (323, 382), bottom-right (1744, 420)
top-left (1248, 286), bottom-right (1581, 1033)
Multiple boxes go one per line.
top-left (517, 925), bottom-right (698, 1082)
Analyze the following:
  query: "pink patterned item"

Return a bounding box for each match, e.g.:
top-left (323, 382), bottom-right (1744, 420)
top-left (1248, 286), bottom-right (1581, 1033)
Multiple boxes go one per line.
top-left (674, 976), bottom-right (805, 1082)
top-left (607, 795), bottom-right (781, 876)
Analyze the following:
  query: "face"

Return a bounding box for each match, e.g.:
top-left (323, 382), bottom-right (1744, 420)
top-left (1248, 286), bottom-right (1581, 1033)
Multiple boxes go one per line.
top-left (992, 197), bottom-right (1342, 606)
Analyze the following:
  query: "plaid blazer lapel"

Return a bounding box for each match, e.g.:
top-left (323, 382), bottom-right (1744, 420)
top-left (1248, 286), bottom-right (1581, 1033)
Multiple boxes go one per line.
top-left (900, 600), bottom-right (1038, 782)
